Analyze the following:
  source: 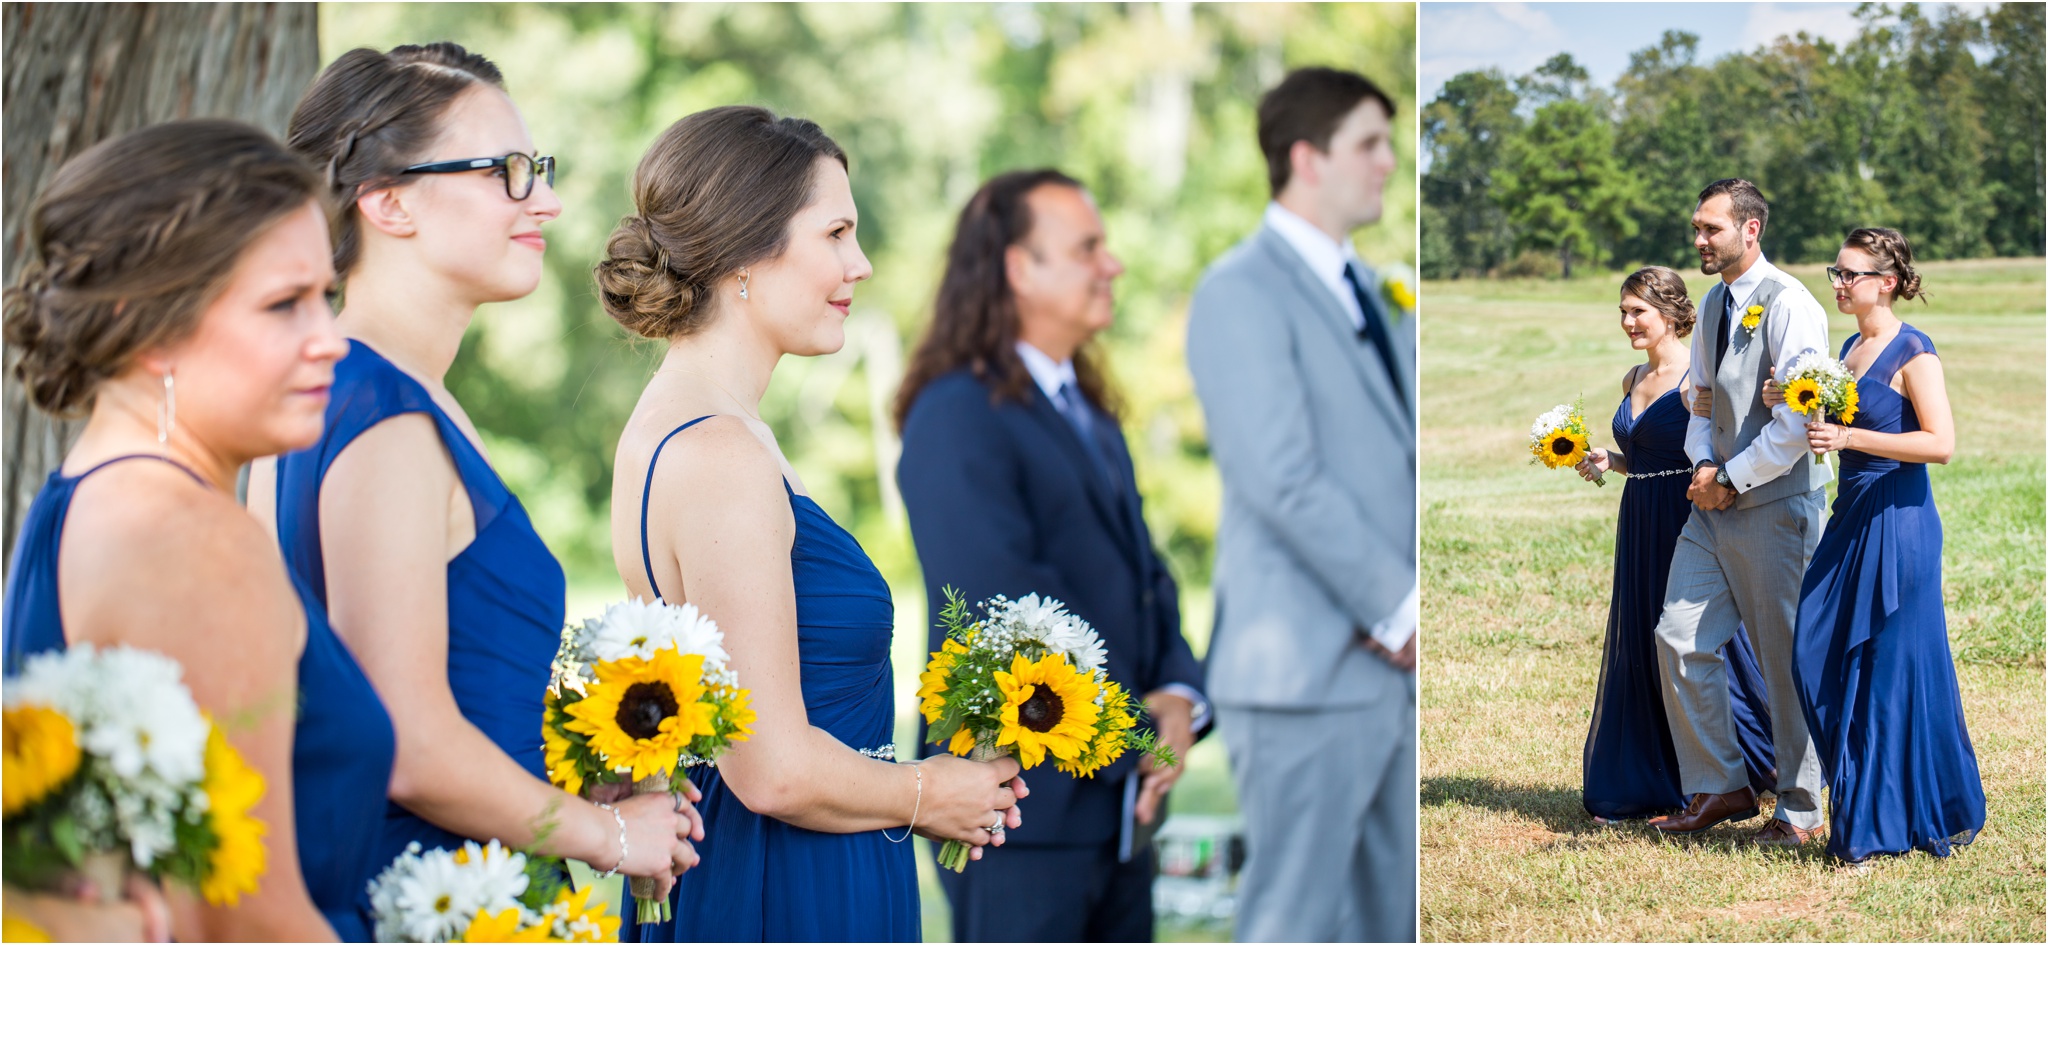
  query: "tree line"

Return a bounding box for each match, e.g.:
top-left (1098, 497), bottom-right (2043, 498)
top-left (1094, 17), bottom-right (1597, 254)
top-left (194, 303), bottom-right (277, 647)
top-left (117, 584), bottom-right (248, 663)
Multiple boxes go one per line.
top-left (1421, 2), bottom-right (2044, 279)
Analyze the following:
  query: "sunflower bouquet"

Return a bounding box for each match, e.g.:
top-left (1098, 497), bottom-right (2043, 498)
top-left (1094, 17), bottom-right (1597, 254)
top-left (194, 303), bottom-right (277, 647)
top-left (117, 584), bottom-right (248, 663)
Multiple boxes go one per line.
top-left (367, 839), bottom-right (619, 943)
top-left (544, 597), bottom-right (753, 922)
top-left (917, 588), bottom-right (1176, 872)
top-left (2, 644), bottom-right (266, 910)
top-left (1529, 395), bottom-right (1603, 486)
top-left (1777, 355), bottom-right (1860, 464)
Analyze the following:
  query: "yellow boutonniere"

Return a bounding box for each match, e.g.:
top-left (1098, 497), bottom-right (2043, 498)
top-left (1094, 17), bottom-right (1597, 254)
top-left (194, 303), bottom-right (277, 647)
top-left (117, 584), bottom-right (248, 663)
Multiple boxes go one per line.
top-left (1380, 264), bottom-right (1416, 314)
top-left (1741, 304), bottom-right (1764, 332)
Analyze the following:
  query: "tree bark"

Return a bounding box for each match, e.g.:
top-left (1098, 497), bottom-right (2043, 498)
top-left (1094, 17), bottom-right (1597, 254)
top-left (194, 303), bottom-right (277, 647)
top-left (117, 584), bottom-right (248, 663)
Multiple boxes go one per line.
top-left (3, 2), bottom-right (319, 561)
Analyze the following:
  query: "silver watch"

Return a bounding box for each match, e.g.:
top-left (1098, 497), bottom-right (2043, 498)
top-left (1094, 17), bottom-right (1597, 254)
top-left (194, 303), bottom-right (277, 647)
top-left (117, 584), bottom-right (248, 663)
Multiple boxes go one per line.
top-left (1714, 467), bottom-right (1734, 489)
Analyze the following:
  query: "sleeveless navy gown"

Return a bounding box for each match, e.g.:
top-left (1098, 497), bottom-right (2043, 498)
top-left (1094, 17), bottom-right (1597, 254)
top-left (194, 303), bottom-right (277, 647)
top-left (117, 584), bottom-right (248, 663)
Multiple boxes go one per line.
top-left (1794, 326), bottom-right (1985, 862)
top-left (1582, 386), bottom-right (1778, 819)
top-left (2, 455), bottom-right (396, 941)
top-left (625, 417), bottom-right (918, 942)
top-left (274, 341), bottom-right (566, 875)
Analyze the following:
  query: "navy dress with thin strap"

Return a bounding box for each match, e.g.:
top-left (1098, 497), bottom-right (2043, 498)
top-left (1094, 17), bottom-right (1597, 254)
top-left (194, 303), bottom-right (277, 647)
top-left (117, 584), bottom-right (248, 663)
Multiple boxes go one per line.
top-left (1582, 384), bottom-right (1778, 819)
top-left (1794, 325), bottom-right (1985, 862)
top-left (624, 416), bottom-right (918, 942)
top-left (2, 455), bottom-right (396, 941)
top-left (273, 340), bottom-right (566, 878)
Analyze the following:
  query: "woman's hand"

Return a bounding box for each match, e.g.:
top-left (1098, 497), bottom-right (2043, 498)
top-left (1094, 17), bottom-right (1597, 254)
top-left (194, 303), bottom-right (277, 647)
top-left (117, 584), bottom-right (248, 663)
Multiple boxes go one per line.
top-left (1762, 370), bottom-right (1786, 409)
top-left (2, 876), bottom-right (171, 943)
top-left (1806, 419), bottom-right (1851, 454)
top-left (911, 754), bottom-right (1024, 858)
top-left (1690, 387), bottom-right (1714, 417)
top-left (588, 787), bottom-right (701, 893)
top-left (1576, 448), bottom-right (1612, 483)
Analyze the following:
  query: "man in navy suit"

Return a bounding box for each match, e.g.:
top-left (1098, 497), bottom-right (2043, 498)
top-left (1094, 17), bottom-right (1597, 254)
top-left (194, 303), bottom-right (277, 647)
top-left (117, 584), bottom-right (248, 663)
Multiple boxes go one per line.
top-left (894, 169), bottom-right (1208, 942)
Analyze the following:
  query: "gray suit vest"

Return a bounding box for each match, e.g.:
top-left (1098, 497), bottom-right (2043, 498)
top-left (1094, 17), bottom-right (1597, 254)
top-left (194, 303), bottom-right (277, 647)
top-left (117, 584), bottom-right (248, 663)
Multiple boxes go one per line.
top-left (1701, 279), bottom-right (1829, 509)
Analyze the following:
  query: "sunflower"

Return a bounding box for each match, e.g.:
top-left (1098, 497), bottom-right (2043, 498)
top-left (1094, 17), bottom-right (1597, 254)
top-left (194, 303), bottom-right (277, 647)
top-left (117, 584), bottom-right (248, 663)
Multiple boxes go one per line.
top-left (549, 884), bottom-right (620, 943)
top-left (917, 639), bottom-right (967, 724)
top-left (565, 647), bottom-right (714, 782)
top-left (458, 906), bottom-right (556, 943)
top-left (542, 715), bottom-right (583, 796)
top-left (1838, 381), bottom-right (1860, 425)
top-left (2, 912), bottom-right (52, 943)
top-left (1535, 428), bottom-right (1589, 468)
top-left (1784, 377), bottom-right (1822, 414)
top-left (2, 704), bottom-right (81, 816)
top-left (947, 728), bottom-right (976, 756)
top-left (993, 653), bottom-right (1101, 769)
top-left (1064, 681), bottom-right (1138, 777)
top-left (198, 724), bottom-right (268, 906)
top-left (715, 687), bottom-right (757, 744)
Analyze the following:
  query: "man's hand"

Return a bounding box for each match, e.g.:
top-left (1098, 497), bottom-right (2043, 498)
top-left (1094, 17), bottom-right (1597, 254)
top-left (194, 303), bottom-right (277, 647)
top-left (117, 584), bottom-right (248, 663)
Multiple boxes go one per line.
top-left (1134, 690), bottom-right (1196, 825)
top-left (1687, 465), bottom-right (1734, 510)
top-left (1362, 631), bottom-right (1417, 673)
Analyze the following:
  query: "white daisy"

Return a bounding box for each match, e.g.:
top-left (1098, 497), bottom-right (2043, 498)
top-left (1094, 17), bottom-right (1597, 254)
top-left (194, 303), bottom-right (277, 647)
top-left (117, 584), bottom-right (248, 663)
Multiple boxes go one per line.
top-left (456, 839), bottom-right (530, 915)
top-left (588, 598), bottom-right (682, 661)
top-left (391, 847), bottom-right (480, 943)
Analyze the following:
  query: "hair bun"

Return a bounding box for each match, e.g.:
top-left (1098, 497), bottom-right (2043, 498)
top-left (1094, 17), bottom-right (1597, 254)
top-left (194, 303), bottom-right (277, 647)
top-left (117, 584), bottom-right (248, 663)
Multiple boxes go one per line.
top-left (595, 214), bottom-right (697, 341)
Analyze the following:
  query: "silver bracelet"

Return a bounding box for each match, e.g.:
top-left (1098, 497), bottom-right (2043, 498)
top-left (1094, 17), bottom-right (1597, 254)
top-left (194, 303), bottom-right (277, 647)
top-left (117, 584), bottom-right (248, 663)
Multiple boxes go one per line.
top-left (882, 762), bottom-right (923, 843)
top-left (593, 802), bottom-right (628, 878)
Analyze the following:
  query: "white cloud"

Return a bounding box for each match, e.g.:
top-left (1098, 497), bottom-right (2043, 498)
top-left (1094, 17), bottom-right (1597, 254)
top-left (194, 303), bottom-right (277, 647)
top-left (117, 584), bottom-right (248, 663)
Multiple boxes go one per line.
top-left (1421, 2), bottom-right (1568, 101)
top-left (1740, 1), bottom-right (1997, 51)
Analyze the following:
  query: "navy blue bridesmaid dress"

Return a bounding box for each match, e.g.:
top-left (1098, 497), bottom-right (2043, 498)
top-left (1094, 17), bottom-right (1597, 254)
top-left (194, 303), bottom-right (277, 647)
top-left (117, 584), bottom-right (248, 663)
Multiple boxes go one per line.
top-left (1582, 384), bottom-right (1778, 820)
top-left (2, 455), bottom-right (396, 941)
top-left (1794, 326), bottom-right (1985, 862)
top-left (625, 417), bottom-right (918, 942)
top-left (273, 341), bottom-right (566, 875)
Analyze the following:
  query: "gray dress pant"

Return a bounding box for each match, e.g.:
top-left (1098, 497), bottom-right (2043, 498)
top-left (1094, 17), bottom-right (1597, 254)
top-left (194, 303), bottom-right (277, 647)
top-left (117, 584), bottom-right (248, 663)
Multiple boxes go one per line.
top-left (1218, 697), bottom-right (1415, 942)
top-left (1654, 489), bottom-right (1826, 829)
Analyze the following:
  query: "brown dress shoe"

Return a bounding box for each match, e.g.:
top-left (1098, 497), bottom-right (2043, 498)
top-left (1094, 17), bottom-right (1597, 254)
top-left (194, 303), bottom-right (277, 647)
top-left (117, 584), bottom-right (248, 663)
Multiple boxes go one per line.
top-left (1752, 819), bottom-right (1821, 846)
top-left (1648, 788), bottom-right (1760, 835)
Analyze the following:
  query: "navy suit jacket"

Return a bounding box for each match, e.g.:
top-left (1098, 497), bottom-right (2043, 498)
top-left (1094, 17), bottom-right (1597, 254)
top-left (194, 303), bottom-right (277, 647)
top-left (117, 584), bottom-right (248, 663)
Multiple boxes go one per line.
top-left (897, 367), bottom-right (1204, 848)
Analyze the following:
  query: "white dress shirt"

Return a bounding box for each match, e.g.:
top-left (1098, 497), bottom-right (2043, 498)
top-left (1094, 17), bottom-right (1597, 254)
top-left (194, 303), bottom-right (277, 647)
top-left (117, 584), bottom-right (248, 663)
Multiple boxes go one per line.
top-left (1014, 342), bottom-right (1210, 731)
top-left (1683, 255), bottom-right (1833, 492)
top-left (1258, 207), bottom-right (1419, 652)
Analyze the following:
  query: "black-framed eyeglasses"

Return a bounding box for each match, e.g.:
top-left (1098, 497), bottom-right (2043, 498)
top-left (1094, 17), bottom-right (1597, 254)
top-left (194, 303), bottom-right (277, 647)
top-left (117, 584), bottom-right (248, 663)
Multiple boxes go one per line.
top-left (1825, 266), bottom-right (1887, 286)
top-left (399, 152), bottom-right (555, 200)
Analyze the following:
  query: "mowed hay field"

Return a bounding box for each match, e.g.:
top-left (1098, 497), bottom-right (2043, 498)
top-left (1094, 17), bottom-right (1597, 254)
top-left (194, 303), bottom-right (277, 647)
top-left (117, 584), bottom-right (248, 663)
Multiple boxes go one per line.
top-left (1418, 258), bottom-right (2044, 942)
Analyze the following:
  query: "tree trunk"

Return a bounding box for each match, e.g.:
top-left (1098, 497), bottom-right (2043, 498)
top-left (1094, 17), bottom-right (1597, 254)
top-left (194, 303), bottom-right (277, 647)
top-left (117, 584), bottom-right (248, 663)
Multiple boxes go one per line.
top-left (3, 2), bottom-right (319, 561)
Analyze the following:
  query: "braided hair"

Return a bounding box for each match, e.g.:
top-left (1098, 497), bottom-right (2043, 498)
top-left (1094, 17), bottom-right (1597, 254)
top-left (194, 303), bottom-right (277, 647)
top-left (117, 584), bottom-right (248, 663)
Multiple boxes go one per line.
top-left (3, 120), bottom-right (323, 415)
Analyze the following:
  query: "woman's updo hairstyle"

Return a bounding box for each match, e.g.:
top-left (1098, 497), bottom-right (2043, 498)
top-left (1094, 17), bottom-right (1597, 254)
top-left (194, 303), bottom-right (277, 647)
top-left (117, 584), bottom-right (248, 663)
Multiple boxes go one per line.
top-left (596, 106), bottom-right (848, 341)
top-left (4, 120), bottom-right (323, 416)
top-left (1620, 265), bottom-right (1697, 339)
top-left (287, 42), bottom-right (504, 278)
top-left (1842, 226), bottom-right (1925, 302)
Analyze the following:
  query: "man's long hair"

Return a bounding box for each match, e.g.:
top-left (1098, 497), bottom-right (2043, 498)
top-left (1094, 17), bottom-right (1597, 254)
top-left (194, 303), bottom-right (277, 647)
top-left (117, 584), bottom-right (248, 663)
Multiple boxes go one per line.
top-left (892, 169), bottom-right (1120, 432)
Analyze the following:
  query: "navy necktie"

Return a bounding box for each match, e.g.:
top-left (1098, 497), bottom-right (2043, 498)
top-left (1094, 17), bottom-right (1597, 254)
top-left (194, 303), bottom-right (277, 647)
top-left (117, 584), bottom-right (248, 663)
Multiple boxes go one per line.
top-left (1342, 263), bottom-right (1408, 415)
top-left (1715, 284), bottom-right (1735, 369)
top-left (1055, 382), bottom-right (1119, 492)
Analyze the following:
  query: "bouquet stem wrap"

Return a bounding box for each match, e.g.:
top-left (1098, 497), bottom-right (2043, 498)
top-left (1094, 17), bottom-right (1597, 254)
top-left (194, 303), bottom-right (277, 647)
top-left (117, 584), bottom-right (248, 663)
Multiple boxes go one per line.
top-left (936, 744), bottom-right (1006, 873)
top-left (629, 771), bottom-right (672, 924)
top-left (78, 850), bottom-right (130, 905)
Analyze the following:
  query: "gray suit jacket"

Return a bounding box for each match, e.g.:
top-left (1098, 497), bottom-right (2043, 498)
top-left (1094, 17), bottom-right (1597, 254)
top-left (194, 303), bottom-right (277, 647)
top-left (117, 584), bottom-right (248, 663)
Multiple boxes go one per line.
top-left (1186, 224), bottom-right (1417, 710)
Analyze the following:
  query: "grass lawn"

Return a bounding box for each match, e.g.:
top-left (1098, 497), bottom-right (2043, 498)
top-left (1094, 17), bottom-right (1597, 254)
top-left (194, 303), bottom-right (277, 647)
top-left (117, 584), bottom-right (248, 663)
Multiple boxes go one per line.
top-left (1418, 258), bottom-right (2045, 942)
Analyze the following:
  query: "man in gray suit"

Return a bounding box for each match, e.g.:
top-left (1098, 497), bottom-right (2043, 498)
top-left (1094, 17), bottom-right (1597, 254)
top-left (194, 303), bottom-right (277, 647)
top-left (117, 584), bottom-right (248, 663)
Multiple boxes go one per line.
top-left (1651, 178), bottom-right (1830, 843)
top-left (1185, 67), bottom-right (1415, 942)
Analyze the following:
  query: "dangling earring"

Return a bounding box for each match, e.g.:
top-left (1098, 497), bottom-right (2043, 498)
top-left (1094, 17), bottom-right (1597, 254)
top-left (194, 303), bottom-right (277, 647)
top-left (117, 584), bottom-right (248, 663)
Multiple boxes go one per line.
top-left (738, 270), bottom-right (749, 300)
top-left (157, 371), bottom-right (176, 445)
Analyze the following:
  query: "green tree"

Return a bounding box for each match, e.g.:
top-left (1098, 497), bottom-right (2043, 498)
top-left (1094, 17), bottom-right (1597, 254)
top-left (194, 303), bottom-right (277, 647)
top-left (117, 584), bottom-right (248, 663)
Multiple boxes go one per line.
top-left (1421, 69), bottom-right (1521, 277)
top-left (1978, 2), bottom-right (2044, 257)
top-left (1492, 98), bottom-right (1639, 278)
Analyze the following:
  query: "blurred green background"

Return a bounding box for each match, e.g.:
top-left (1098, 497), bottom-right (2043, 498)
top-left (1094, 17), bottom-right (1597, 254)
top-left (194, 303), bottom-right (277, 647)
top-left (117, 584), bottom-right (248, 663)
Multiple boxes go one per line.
top-left (321, 3), bottom-right (1416, 940)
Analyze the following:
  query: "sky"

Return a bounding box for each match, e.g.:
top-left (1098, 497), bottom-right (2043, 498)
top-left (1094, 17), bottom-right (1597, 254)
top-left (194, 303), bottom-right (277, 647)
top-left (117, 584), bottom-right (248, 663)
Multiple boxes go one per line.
top-left (1419, 2), bottom-right (1998, 105)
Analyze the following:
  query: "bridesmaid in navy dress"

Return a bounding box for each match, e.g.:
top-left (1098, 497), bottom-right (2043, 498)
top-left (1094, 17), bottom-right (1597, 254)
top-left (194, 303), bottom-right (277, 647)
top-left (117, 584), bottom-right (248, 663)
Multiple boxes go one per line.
top-left (1785, 228), bottom-right (1984, 863)
top-left (2, 122), bottom-right (392, 940)
top-left (1577, 267), bottom-right (1777, 821)
top-left (253, 44), bottom-right (697, 895)
top-left (597, 108), bottom-right (1025, 941)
